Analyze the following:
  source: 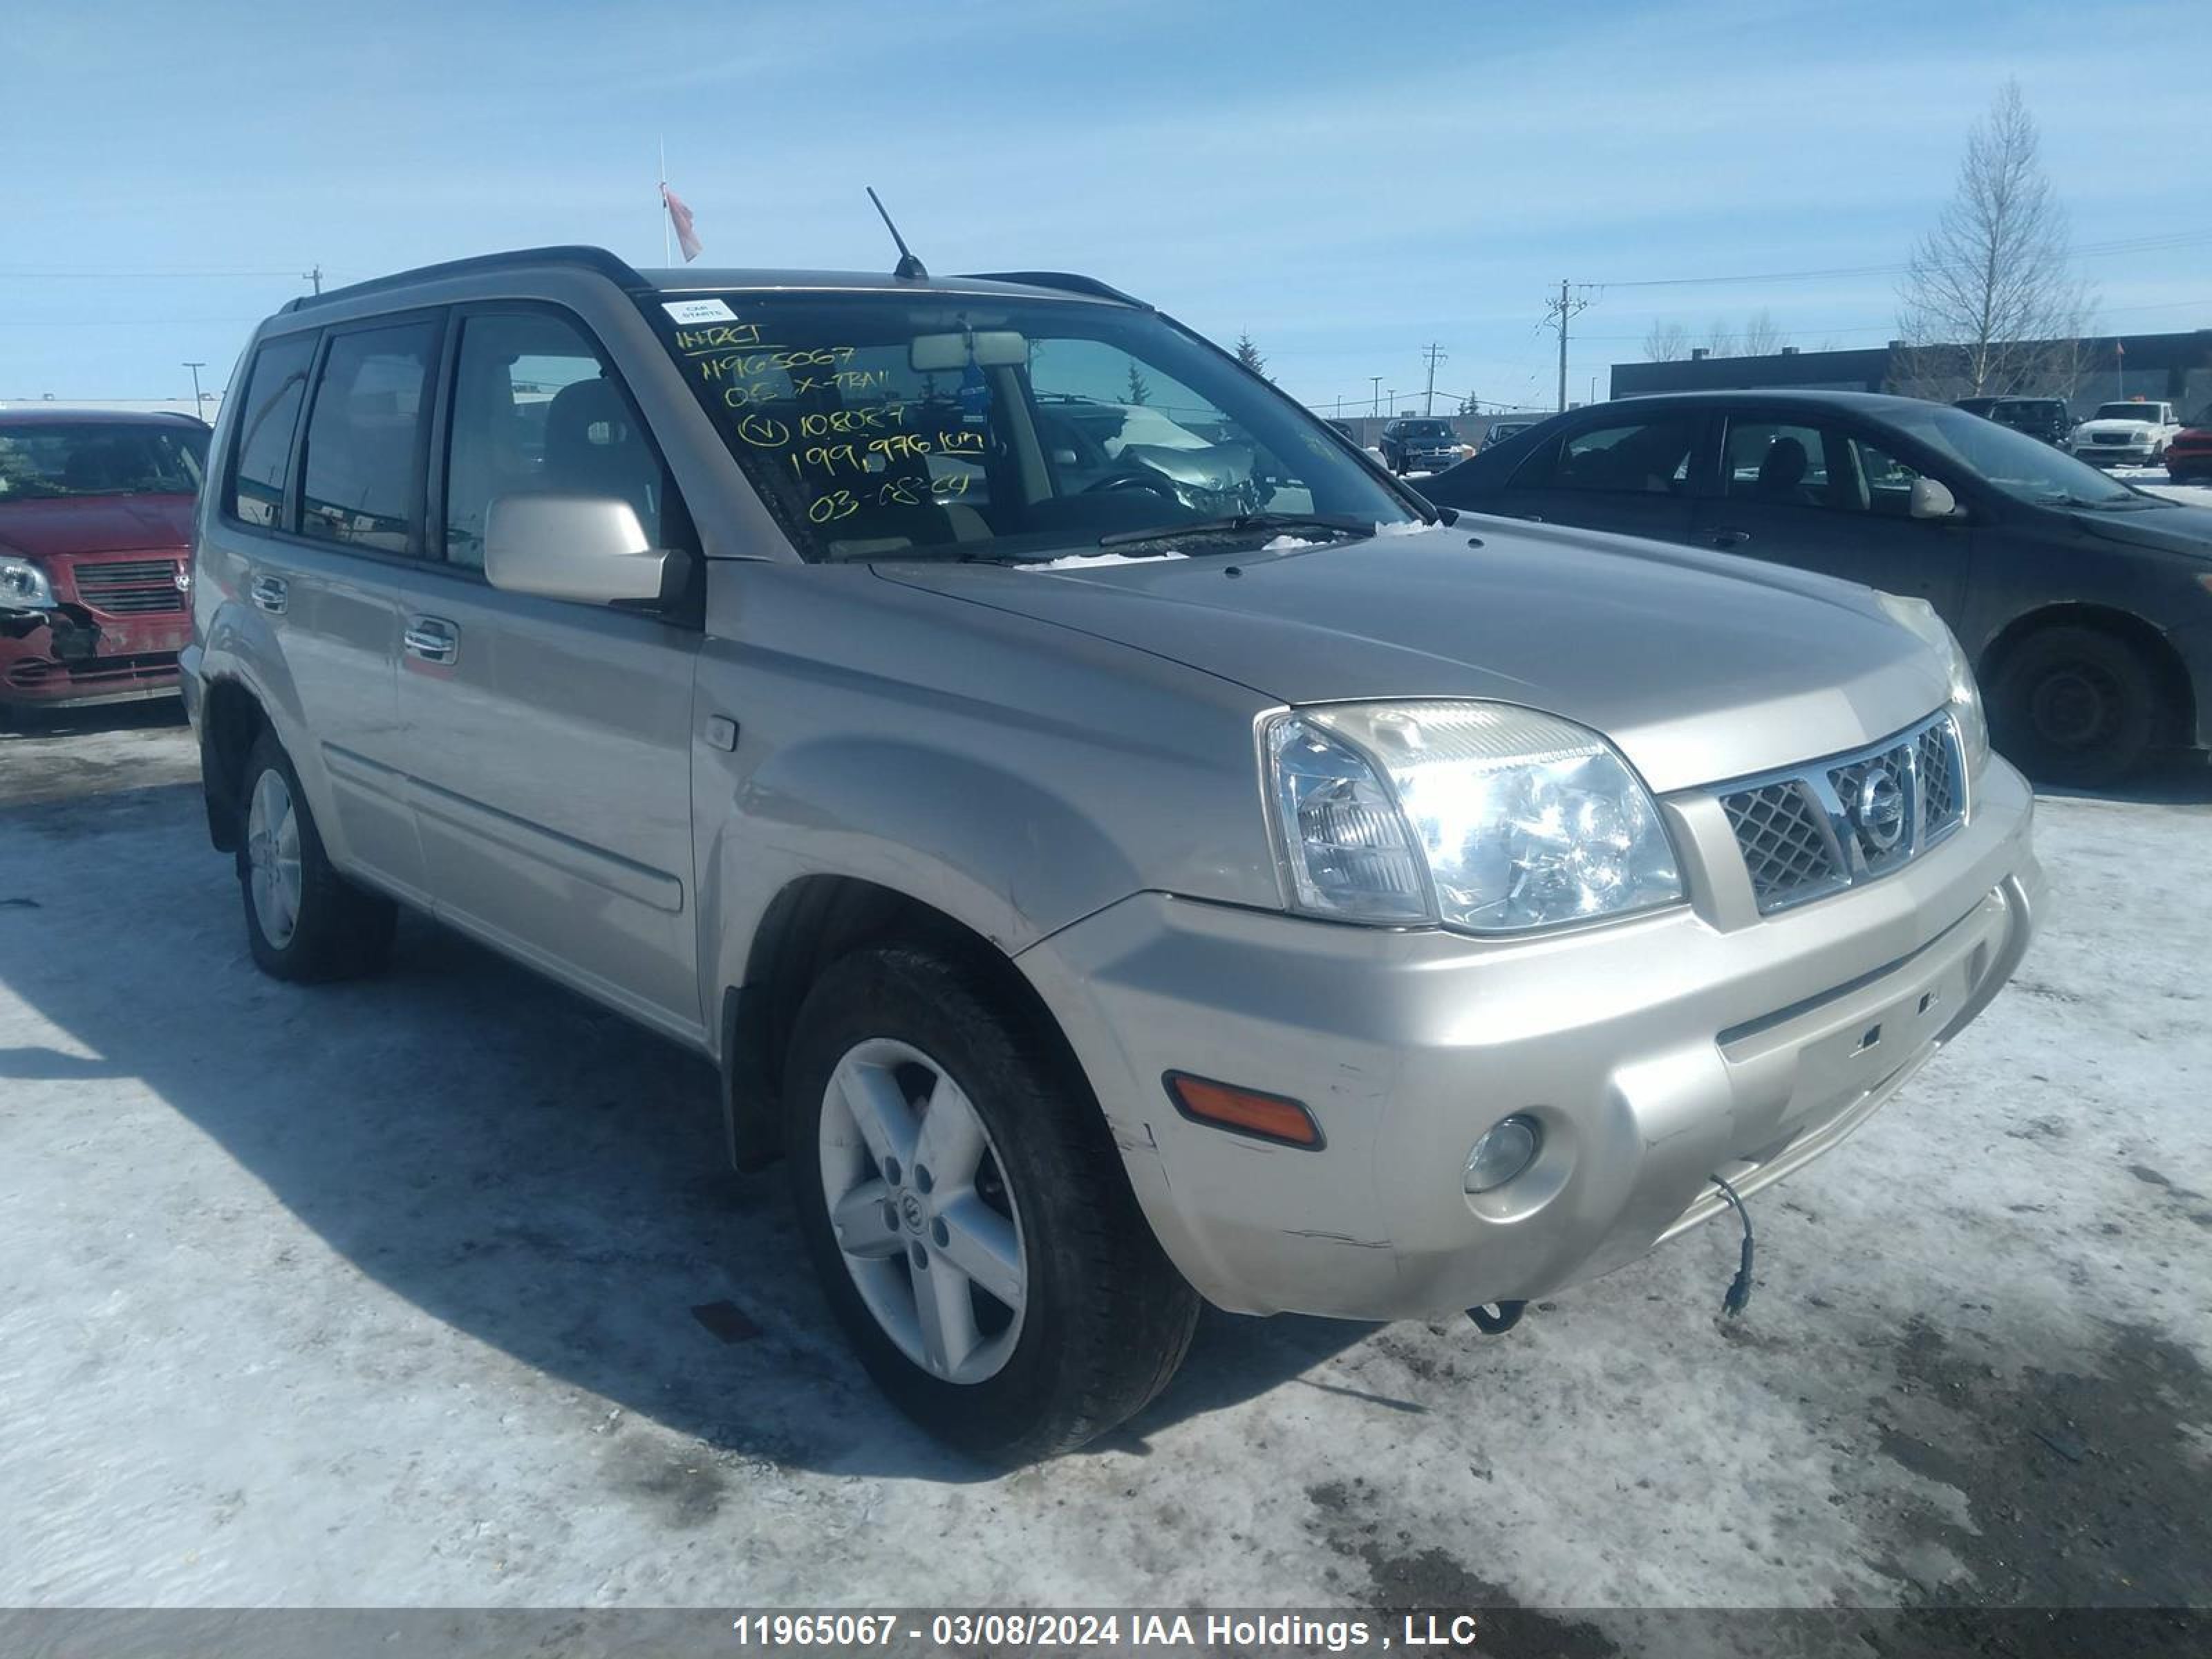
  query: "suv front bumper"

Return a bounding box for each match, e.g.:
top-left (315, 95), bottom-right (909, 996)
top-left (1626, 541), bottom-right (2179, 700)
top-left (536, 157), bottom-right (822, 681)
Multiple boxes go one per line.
top-left (1020, 756), bottom-right (2040, 1320)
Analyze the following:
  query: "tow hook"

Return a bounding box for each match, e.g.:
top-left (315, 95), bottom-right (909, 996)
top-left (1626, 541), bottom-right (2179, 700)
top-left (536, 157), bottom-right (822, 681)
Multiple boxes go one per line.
top-left (1467, 1300), bottom-right (1525, 1335)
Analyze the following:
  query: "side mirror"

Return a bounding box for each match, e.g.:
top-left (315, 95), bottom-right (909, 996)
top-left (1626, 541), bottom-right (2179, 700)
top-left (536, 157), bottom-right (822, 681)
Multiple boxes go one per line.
top-left (484, 494), bottom-right (686, 608)
top-left (1908, 476), bottom-right (1965, 522)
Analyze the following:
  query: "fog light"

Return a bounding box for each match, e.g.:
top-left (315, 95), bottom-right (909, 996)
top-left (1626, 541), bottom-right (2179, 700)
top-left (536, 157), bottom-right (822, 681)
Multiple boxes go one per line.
top-left (1464, 1114), bottom-right (1541, 1193)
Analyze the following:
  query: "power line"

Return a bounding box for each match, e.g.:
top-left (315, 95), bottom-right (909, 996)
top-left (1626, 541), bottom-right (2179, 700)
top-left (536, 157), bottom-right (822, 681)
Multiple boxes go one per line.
top-left (0, 267), bottom-right (314, 279)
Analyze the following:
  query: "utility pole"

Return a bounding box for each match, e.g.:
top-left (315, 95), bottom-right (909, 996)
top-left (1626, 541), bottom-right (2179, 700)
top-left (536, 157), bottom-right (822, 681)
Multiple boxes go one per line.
top-left (182, 362), bottom-right (205, 412)
top-left (1420, 344), bottom-right (1448, 416)
top-left (1387, 389), bottom-right (1399, 415)
top-left (303, 265), bottom-right (323, 295)
top-left (1541, 279), bottom-right (1593, 413)
top-left (1369, 376), bottom-right (1382, 418)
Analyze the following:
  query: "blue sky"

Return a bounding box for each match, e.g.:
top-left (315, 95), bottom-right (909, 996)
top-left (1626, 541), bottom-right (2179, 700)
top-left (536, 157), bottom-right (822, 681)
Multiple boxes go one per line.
top-left (3, 0), bottom-right (2204, 412)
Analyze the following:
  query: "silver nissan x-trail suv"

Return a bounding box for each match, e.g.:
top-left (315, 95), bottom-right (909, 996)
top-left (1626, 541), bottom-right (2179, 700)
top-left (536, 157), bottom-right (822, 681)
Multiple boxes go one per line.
top-left (184, 246), bottom-right (2041, 1460)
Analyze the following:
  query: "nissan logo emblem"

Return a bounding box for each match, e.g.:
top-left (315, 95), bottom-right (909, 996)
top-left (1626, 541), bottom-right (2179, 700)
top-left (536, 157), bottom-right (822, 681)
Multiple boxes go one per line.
top-left (1854, 771), bottom-right (1906, 852)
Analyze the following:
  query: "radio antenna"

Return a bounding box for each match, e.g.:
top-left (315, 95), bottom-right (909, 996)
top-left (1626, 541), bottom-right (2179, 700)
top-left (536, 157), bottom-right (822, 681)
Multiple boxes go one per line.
top-left (866, 187), bottom-right (928, 281)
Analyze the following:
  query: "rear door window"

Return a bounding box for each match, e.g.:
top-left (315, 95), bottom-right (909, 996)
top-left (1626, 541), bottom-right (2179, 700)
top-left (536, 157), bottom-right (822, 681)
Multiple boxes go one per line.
top-left (298, 318), bottom-right (441, 556)
top-left (227, 333), bottom-right (318, 528)
top-left (1516, 416), bottom-right (1698, 495)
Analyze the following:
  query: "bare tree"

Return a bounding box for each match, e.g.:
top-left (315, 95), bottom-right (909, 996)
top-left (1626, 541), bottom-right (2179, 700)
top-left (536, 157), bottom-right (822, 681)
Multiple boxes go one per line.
top-left (1644, 314), bottom-right (1786, 358)
top-left (1643, 320), bottom-right (1691, 362)
top-left (1740, 308), bottom-right (1788, 356)
top-left (1895, 78), bottom-right (2090, 398)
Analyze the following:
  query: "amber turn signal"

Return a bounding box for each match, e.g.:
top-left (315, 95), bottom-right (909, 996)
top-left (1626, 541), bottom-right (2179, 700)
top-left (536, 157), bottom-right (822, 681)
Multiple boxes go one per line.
top-left (1163, 1071), bottom-right (1324, 1150)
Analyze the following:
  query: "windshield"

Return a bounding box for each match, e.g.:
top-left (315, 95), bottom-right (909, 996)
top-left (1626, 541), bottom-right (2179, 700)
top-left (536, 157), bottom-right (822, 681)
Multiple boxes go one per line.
top-left (1398, 422), bottom-right (1454, 441)
top-left (649, 292), bottom-right (1419, 561)
top-left (1885, 404), bottom-right (2146, 508)
top-left (2092, 403), bottom-right (2160, 422)
top-left (0, 422), bottom-right (208, 502)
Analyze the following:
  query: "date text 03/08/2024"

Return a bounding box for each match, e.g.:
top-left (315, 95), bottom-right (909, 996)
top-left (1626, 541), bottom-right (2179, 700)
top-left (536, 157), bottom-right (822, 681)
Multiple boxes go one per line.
top-left (727, 1612), bottom-right (1489, 1651)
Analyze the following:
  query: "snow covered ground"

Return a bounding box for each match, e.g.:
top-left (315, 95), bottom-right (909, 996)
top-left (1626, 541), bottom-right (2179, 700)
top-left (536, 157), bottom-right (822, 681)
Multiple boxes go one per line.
top-left (1, 710), bottom-right (2208, 1627)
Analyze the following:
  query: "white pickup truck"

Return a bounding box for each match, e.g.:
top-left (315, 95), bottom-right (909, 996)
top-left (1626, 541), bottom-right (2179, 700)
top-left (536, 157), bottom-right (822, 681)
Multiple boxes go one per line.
top-left (2068, 400), bottom-right (2181, 467)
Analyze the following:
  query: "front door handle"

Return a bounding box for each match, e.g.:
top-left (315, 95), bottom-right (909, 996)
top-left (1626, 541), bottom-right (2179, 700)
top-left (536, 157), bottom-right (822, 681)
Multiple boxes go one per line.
top-left (402, 616), bottom-right (460, 666)
top-left (248, 574), bottom-right (288, 614)
top-left (1708, 528), bottom-right (1752, 547)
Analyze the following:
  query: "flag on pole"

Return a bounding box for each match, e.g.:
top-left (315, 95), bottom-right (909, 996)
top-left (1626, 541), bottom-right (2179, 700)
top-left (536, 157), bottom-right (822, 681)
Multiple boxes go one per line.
top-left (661, 183), bottom-right (702, 263)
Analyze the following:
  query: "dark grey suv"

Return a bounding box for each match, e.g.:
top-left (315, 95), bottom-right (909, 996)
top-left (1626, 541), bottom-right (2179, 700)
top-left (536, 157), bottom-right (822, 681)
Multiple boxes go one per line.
top-left (1422, 390), bottom-right (2212, 784)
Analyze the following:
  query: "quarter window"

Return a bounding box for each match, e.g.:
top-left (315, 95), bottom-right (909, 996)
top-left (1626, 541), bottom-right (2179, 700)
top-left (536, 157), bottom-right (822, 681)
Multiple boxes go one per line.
top-left (443, 311), bottom-right (667, 570)
top-left (298, 319), bottom-right (440, 556)
top-left (227, 333), bottom-right (317, 528)
top-left (1518, 417), bottom-right (1698, 495)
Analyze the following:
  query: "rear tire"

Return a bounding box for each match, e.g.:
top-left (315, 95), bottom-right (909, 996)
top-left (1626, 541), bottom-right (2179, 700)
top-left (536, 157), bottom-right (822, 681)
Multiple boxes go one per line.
top-left (236, 731), bottom-right (397, 982)
top-left (1989, 626), bottom-right (2157, 787)
top-left (785, 944), bottom-right (1198, 1463)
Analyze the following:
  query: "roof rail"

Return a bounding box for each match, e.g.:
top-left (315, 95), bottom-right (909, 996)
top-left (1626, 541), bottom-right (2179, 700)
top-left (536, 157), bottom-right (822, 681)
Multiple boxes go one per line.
top-left (281, 245), bottom-right (648, 313)
top-left (960, 271), bottom-right (1151, 310)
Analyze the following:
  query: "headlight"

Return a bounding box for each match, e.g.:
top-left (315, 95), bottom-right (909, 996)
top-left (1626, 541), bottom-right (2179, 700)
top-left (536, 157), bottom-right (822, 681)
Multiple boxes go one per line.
top-left (1262, 700), bottom-right (1683, 935)
top-left (0, 552), bottom-right (57, 610)
top-left (1875, 592), bottom-right (1989, 776)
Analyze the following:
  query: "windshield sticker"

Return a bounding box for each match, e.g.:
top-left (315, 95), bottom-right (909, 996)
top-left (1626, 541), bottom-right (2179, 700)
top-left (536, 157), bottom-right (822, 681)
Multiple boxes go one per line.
top-left (662, 298), bottom-right (738, 325)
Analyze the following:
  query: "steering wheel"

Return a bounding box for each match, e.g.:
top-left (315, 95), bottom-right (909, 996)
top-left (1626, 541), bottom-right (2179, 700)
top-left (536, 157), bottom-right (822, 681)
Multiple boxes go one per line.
top-left (1081, 465), bottom-right (1181, 501)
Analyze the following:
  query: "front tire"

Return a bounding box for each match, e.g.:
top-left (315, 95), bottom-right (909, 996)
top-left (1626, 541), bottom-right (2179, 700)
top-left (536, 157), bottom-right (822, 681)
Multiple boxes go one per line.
top-left (785, 945), bottom-right (1199, 1463)
top-left (1989, 626), bottom-right (2157, 787)
top-left (236, 732), bottom-right (397, 981)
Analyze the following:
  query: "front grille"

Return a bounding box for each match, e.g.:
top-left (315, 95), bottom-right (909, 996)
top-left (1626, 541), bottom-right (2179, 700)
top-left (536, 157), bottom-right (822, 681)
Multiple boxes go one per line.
top-left (1720, 781), bottom-right (1847, 910)
top-left (3, 651), bottom-right (177, 691)
top-left (71, 559), bottom-right (185, 615)
top-left (1716, 713), bottom-right (1967, 915)
top-left (1916, 722), bottom-right (1958, 823)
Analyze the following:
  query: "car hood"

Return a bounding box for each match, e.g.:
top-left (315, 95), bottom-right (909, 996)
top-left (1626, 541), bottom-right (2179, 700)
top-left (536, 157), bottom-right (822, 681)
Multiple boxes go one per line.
top-left (2072, 503), bottom-right (2212, 560)
top-left (877, 521), bottom-right (1949, 793)
top-left (0, 494), bottom-right (195, 558)
top-left (2075, 420), bottom-right (2164, 435)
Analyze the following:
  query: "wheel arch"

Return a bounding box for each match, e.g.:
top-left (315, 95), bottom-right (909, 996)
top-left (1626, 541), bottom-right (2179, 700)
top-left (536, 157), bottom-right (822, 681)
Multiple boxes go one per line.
top-left (199, 675), bottom-right (273, 852)
top-left (1976, 602), bottom-right (2197, 744)
top-left (717, 874), bottom-right (1090, 1171)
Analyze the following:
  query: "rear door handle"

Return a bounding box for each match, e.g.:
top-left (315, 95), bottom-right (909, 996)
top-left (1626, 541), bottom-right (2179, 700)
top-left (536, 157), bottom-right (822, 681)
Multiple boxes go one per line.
top-left (402, 616), bottom-right (460, 666)
top-left (248, 574), bottom-right (288, 614)
top-left (1708, 528), bottom-right (1752, 547)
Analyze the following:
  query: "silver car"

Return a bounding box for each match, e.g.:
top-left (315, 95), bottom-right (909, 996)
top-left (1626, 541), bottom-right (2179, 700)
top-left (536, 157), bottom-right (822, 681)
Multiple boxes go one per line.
top-left (182, 248), bottom-right (2041, 1461)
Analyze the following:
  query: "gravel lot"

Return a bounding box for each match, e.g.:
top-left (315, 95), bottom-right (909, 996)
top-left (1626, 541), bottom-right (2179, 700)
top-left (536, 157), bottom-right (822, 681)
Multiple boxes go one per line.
top-left (1, 706), bottom-right (2208, 1630)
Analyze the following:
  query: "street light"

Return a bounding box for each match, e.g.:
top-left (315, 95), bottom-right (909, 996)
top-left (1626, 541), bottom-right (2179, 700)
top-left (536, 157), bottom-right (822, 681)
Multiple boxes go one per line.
top-left (183, 361), bottom-right (206, 413)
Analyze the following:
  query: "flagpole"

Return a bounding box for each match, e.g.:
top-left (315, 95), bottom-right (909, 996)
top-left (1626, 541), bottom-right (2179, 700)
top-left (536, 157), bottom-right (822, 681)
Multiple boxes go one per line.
top-left (659, 139), bottom-right (671, 266)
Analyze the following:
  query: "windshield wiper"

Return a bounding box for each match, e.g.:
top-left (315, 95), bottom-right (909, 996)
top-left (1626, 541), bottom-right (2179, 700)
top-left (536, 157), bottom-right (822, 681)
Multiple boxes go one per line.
top-left (1098, 511), bottom-right (1378, 550)
top-left (2036, 491), bottom-right (2160, 511)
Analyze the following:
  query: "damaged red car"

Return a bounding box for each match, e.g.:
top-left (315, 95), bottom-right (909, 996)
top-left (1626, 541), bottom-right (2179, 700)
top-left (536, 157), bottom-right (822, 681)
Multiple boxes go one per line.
top-left (0, 409), bottom-right (209, 718)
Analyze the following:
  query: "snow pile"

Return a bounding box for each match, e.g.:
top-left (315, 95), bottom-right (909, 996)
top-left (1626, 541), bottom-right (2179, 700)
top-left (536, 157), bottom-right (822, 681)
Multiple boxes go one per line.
top-left (1022, 550), bottom-right (1190, 572)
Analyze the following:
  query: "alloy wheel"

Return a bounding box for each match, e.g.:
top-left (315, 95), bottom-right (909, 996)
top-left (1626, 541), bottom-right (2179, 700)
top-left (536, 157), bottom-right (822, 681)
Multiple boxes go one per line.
top-left (245, 768), bottom-right (302, 948)
top-left (817, 1038), bottom-right (1028, 1385)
